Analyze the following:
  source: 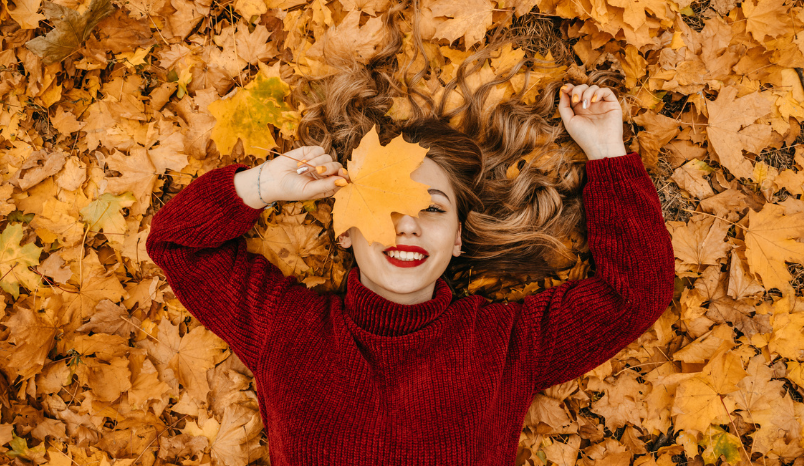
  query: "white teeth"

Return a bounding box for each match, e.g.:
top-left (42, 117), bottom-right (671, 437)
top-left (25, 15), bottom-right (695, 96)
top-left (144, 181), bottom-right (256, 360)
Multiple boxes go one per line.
top-left (386, 250), bottom-right (425, 261)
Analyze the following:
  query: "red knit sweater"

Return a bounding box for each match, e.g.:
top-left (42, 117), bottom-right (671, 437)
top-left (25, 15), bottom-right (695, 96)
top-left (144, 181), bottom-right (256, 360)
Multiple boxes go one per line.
top-left (145, 152), bottom-right (675, 465)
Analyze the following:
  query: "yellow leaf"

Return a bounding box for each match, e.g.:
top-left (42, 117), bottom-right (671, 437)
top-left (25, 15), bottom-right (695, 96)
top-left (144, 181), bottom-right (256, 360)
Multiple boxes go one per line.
top-left (208, 62), bottom-right (299, 159)
top-left (332, 126), bottom-right (431, 248)
top-left (705, 87), bottom-right (773, 180)
top-left (139, 319), bottom-right (228, 402)
top-left (744, 203), bottom-right (804, 293)
top-left (428, 0), bottom-right (495, 50)
top-left (4, 0), bottom-right (45, 29)
top-left (0, 223), bottom-right (44, 299)
top-left (769, 312), bottom-right (804, 360)
top-left (666, 215), bottom-right (731, 266)
top-left (673, 350), bottom-right (745, 435)
top-left (117, 47), bottom-right (150, 68)
top-left (79, 191), bottom-right (136, 238)
top-left (741, 0), bottom-right (791, 43)
top-left (234, 0), bottom-right (267, 18)
top-left (699, 425), bottom-right (742, 464)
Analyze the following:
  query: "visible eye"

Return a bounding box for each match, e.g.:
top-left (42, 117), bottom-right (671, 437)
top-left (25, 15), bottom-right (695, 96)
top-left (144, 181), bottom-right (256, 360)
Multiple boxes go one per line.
top-left (423, 204), bottom-right (445, 213)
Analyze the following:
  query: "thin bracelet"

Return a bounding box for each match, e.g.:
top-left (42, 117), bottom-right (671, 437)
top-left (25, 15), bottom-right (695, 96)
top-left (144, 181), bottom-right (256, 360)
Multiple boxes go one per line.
top-left (257, 162), bottom-right (276, 210)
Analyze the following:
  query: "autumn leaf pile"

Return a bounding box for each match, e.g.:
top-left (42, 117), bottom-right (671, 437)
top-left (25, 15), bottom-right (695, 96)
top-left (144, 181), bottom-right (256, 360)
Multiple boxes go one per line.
top-left (1, 0), bottom-right (804, 463)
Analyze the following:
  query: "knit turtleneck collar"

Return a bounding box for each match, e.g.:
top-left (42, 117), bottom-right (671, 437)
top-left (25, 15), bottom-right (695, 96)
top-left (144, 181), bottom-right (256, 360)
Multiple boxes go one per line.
top-left (343, 267), bottom-right (453, 337)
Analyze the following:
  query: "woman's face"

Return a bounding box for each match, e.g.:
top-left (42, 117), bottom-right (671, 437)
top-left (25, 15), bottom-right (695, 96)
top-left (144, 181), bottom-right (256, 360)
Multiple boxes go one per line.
top-left (339, 157), bottom-right (462, 305)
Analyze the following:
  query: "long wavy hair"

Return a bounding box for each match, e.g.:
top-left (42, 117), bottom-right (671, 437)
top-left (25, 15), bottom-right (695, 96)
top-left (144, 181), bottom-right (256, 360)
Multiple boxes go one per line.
top-left (291, 2), bottom-right (625, 295)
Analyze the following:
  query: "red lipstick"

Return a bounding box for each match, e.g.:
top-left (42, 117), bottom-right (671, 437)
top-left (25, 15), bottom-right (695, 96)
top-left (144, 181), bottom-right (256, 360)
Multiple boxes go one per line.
top-left (382, 245), bottom-right (429, 268)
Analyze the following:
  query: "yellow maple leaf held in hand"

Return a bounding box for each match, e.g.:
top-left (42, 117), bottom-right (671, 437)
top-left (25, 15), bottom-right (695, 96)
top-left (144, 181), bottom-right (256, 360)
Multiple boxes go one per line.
top-left (332, 126), bottom-right (432, 248)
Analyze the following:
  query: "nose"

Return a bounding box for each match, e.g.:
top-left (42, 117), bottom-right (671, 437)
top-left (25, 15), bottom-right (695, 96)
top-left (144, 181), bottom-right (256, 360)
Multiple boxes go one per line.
top-left (392, 213), bottom-right (421, 237)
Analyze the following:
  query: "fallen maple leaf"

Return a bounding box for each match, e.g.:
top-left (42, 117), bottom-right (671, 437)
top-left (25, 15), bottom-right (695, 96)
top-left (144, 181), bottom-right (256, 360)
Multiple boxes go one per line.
top-left (744, 203), bottom-right (804, 294)
top-left (705, 87), bottom-right (773, 180)
top-left (210, 405), bottom-right (264, 466)
top-left (208, 62), bottom-right (299, 159)
top-left (138, 319), bottom-right (228, 403)
top-left (5, 0), bottom-right (45, 29)
top-left (332, 126), bottom-right (432, 248)
top-left (79, 191), bottom-right (137, 238)
top-left (0, 223), bottom-right (43, 299)
top-left (426, 0), bottom-right (495, 50)
top-left (24, 0), bottom-right (115, 64)
top-left (672, 349), bottom-right (746, 435)
top-left (741, 0), bottom-right (791, 44)
top-left (699, 425), bottom-right (743, 464)
top-left (306, 9), bottom-right (387, 65)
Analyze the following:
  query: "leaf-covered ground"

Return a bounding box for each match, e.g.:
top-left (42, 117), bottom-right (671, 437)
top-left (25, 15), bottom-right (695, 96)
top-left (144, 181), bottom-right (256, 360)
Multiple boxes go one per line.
top-left (1, 0), bottom-right (804, 465)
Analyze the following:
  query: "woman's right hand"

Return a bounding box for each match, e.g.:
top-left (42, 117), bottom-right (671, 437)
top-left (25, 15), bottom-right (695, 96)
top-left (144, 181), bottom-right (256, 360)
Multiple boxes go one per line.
top-left (233, 146), bottom-right (350, 209)
top-left (260, 146), bottom-right (350, 203)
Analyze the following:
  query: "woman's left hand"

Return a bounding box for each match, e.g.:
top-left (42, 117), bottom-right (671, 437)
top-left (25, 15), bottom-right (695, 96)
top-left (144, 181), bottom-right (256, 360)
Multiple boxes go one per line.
top-left (558, 83), bottom-right (628, 161)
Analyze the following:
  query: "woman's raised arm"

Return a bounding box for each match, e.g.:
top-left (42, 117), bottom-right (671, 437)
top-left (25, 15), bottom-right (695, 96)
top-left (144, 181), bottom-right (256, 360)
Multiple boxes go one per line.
top-left (522, 152), bottom-right (675, 395)
top-left (146, 147), bottom-right (348, 371)
top-left (145, 163), bottom-right (292, 371)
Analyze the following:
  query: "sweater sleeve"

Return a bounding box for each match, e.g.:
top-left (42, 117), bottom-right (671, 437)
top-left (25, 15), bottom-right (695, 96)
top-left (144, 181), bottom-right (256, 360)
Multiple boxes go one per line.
top-left (523, 152), bottom-right (675, 395)
top-left (145, 163), bottom-right (298, 371)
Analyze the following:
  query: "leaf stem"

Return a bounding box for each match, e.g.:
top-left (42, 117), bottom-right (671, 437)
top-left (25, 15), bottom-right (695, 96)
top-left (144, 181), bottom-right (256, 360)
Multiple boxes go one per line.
top-left (252, 146), bottom-right (317, 169)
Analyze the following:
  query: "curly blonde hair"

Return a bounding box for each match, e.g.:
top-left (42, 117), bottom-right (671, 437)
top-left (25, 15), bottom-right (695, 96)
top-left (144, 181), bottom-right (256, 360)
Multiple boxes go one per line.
top-left (291, 2), bottom-right (625, 294)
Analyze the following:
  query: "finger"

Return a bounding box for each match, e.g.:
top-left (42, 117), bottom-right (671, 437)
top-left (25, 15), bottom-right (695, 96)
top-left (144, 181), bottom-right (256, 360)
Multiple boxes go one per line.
top-left (557, 85), bottom-right (575, 122)
top-left (303, 176), bottom-right (347, 199)
top-left (293, 145), bottom-right (327, 160)
top-left (570, 84), bottom-right (588, 106)
top-left (298, 152), bottom-right (334, 168)
top-left (581, 85), bottom-right (600, 109)
top-left (308, 161), bottom-right (342, 177)
top-left (295, 153), bottom-right (335, 175)
top-left (280, 146), bottom-right (326, 167)
top-left (559, 82), bottom-right (575, 95)
top-left (594, 87), bottom-right (617, 103)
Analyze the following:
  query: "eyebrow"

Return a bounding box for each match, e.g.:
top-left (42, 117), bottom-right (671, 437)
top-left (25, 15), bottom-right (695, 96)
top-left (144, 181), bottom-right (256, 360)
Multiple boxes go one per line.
top-left (428, 188), bottom-right (451, 203)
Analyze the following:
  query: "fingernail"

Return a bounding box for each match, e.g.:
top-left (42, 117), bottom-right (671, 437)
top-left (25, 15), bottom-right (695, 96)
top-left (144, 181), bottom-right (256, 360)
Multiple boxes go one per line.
top-left (297, 159), bottom-right (307, 167)
top-left (297, 166), bottom-right (310, 174)
top-left (334, 178), bottom-right (348, 187)
top-left (342, 168), bottom-right (348, 177)
top-left (591, 95), bottom-right (597, 103)
top-left (316, 166), bottom-right (325, 174)
top-left (572, 95), bottom-right (579, 103)
top-left (582, 99), bottom-right (588, 109)
top-left (560, 85), bottom-right (567, 92)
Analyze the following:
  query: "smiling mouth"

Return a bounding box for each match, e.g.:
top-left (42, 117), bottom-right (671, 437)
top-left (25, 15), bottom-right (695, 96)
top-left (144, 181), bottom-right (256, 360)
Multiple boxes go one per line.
top-left (384, 250), bottom-right (427, 260)
top-left (383, 250), bottom-right (428, 267)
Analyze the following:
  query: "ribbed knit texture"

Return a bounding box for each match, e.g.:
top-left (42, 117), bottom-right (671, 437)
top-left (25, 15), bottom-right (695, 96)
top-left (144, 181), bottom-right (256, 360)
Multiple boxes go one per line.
top-left (145, 152), bottom-right (675, 465)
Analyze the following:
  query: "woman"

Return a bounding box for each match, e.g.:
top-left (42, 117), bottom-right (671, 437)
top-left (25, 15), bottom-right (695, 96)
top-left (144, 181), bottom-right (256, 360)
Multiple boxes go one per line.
top-left (145, 77), bottom-right (675, 464)
top-left (148, 6), bottom-right (674, 464)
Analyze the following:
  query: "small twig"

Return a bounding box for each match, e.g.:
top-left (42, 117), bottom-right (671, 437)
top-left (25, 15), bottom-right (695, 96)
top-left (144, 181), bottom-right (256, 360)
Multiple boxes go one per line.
top-left (46, 439), bottom-right (83, 466)
top-left (719, 394), bottom-right (752, 463)
top-left (0, 263), bottom-right (18, 282)
top-left (130, 414), bottom-right (188, 466)
top-left (120, 316), bottom-right (161, 344)
top-left (28, 266), bottom-right (79, 294)
top-left (678, 208), bottom-right (745, 230)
